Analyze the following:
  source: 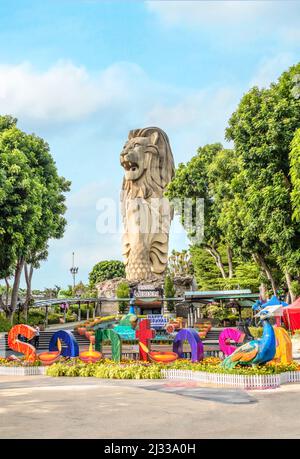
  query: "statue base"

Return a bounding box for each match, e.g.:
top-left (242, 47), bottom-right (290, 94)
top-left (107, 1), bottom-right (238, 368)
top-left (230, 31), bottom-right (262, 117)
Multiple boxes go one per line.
top-left (95, 277), bottom-right (126, 315)
top-left (96, 275), bottom-right (196, 316)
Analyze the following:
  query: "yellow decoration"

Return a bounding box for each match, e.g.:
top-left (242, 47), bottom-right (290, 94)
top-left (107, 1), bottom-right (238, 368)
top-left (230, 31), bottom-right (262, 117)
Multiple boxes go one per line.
top-left (272, 326), bottom-right (292, 364)
top-left (139, 342), bottom-right (149, 354)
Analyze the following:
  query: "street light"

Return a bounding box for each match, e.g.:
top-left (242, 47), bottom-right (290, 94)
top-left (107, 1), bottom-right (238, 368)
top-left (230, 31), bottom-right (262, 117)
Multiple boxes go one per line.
top-left (70, 252), bottom-right (78, 290)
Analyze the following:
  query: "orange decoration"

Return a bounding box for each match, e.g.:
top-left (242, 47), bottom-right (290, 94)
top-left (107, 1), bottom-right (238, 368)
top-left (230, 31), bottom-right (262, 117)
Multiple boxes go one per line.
top-left (149, 351), bottom-right (178, 363)
top-left (38, 339), bottom-right (62, 365)
top-left (134, 341), bottom-right (178, 363)
top-left (8, 324), bottom-right (37, 362)
top-left (79, 341), bottom-right (102, 363)
top-left (272, 326), bottom-right (293, 365)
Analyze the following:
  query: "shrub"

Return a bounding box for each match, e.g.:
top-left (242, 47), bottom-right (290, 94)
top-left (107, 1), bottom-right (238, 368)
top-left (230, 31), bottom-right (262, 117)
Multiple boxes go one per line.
top-left (45, 363), bottom-right (68, 376)
top-left (89, 260), bottom-right (125, 287)
top-left (65, 312), bottom-right (77, 323)
top-left (291, 280), bottom-right (300, 300)
top-left (45, 357), bottom-right (300, 378)
top-left (47, 313), bottom-right (62, 324)
top-left (11, 309), bottom-right (45, 327)
top-left (164, 275), bottom-right (176, 312)
top-left (0, 314), bottom-right (12, 332)
top-left (116, 281), bottom-right (130, 314)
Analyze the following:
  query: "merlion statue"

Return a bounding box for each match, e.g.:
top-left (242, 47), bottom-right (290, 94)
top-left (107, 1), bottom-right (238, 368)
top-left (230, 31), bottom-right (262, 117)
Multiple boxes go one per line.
top-left (120, 127), bottom-right (175, 282)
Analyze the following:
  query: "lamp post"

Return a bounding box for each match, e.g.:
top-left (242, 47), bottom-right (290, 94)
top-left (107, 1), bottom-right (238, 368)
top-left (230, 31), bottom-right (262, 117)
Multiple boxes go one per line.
top-left (70, 252), bottom-right (78, 291)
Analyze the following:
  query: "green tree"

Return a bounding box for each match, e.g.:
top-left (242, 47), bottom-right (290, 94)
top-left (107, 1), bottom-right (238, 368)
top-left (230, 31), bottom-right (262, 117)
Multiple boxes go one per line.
top-left (0, 115), bottom-right (70, 320)
top-left (290, 128), bottom-right (300, 222)
top-left (225, 62), bottom-right (300, 300)
top-left (58, 285), bottom-right (73, 298)
top-left (164, 274), bottom-right (176, 312)
top-left (23, 247), bottom-right (49, 320)
top-left (89, 260), bottom-right (125, 287)
top-left (116, 281), bottom-right (130, 314)
top-left (190, 245), bottom-right (261, 291)
top-left (166, 144), bottom-right (239, 279)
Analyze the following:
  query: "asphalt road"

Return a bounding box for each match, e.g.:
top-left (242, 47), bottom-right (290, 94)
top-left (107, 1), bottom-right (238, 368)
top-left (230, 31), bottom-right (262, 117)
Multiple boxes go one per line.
top-left (0, 376), bottom-right (299, 439)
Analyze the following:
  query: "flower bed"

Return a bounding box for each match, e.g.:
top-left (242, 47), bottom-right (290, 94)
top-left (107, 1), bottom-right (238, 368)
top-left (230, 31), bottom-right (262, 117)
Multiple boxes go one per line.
top-left (46, 359), bottom-right (162, 379)
top-left (1, 356), bottom-right (300, 388)
top-left (45, 357), bottom-right (300, 382)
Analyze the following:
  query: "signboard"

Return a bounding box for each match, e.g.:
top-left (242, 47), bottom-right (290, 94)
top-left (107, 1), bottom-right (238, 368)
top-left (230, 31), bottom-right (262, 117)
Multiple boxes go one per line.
top-left (135, 285), bottom-right (160, 297)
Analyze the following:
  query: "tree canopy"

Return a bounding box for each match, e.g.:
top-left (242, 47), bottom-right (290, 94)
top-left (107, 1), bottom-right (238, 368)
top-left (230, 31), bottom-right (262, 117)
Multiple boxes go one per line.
top-left (0, 115), bottom-right (70, 318)
top-left (89, 260), bottom-right (125, 287)
top-left (167, 62), bottom-right (300, 300)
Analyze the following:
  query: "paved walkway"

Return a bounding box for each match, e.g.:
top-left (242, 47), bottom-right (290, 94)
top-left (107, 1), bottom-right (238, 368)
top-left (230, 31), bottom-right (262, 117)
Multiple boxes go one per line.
top-left (0, 376), bottom-right (300, 438)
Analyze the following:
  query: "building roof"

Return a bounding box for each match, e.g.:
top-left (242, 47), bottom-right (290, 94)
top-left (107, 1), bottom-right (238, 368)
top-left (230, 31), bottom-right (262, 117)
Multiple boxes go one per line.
top-left (184, 289), bottom-right (259, 303)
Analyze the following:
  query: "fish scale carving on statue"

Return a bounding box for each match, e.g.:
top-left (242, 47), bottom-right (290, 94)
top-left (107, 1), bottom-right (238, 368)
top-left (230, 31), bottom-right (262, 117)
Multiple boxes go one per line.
top-left (120, 127), bottom-right (175, 281)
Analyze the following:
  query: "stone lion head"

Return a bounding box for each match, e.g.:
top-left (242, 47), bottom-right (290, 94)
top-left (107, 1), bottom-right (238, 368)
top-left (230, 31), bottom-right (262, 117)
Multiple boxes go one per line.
top-left (120, 127), bottom-right (175, 199)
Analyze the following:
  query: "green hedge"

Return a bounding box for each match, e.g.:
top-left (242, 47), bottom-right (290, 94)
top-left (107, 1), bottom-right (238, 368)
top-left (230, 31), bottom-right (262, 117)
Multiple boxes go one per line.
top-left (0, 315), bottom-right (12, 332)
top-left (46, 357), bottom-right (300, 378)
top-left (89, 260), bottom-right (125, 287)
top-left (47, 360), bottom-right (162, 379)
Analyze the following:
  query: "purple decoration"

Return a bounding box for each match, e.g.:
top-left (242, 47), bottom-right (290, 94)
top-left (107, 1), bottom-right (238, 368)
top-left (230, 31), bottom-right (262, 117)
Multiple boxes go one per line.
top-left (173, 328), bottom-right (204, 362)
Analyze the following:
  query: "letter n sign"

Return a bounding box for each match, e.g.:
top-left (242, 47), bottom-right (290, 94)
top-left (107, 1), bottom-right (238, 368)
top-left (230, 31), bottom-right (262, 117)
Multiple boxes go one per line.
top-left (173, 328), bottom-right (204, 362)
top-left (95, 328), bottom-right (122, 362)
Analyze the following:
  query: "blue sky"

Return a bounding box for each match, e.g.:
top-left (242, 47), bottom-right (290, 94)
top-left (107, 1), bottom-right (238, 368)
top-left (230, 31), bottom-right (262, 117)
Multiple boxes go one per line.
top-left (0, 0), bottom-right (299, 289)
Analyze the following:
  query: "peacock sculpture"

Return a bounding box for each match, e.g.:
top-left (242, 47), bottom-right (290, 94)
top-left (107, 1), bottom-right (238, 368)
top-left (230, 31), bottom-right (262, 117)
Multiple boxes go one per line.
top-left (222, 309), bottom-right (276, 369)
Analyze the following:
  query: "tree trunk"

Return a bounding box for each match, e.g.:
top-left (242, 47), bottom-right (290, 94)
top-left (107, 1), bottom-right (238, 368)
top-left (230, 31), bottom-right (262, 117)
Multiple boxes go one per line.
top-left (205, 245), bottom-right (227, 279)
top-left (285, 271), bottom-right (295, 304)
top-left (0, 295), bottom-right (4, 311)
top-left (227, 246), bottom-right (234, 278)
top-left (0, 278), bottom-right (11, 317)
top-left (5, 277), bottom-right (10, 307)
top-left (9, 258), bottom-right (25, 324)
top-left (252, 253), bottom-right (277, 295)
top-left (24, 263), bottom-right (34, 322)
top-left (259, 282), bottom-right (268, 301)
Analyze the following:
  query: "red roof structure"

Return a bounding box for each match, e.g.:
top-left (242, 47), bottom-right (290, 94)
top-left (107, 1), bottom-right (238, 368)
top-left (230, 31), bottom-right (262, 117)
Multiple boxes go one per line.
top-left (283, 298), bottom-right (300, 331)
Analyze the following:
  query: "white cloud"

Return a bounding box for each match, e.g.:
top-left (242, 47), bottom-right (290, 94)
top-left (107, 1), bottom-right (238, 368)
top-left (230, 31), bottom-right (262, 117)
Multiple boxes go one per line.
top-left (145, 0), bottom-right (299, 27)
top-left (0, 56), bottom-right (296, 143)
top-left (0, 58), bottom-right (241, 152)
top-left (146, 86), bottom-right (237, 136)
top-left (250, 53), bottom-right (296, 88)
top-left (0, 60), bottom-right (151, 126)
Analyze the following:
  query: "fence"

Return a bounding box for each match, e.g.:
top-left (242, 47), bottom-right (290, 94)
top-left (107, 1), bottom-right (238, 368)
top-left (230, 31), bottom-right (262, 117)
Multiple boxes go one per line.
top-left (0, 366), bottom-right (47, 376)
top-left (1, 365), bottom-right (300, 385)
top-left (161, 369), bottom-right (300, 390)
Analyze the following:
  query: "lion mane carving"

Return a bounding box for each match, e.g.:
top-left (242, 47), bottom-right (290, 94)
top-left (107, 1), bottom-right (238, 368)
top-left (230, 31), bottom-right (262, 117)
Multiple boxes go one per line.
top-left (120, 127), bottom-right (175, 281)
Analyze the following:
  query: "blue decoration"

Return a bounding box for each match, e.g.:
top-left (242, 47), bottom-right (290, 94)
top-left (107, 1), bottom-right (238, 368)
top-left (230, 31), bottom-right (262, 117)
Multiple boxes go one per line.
top-left (129, 298), bottom-right (135, 314)
top-left (49, 330), bottom-right (79, 357)
top-left (252, 300), bottom-right (263, 311)
top-left (222, 309), bottom-right (276, 368)
top-left (263, 295), bottom-right (288, 307)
